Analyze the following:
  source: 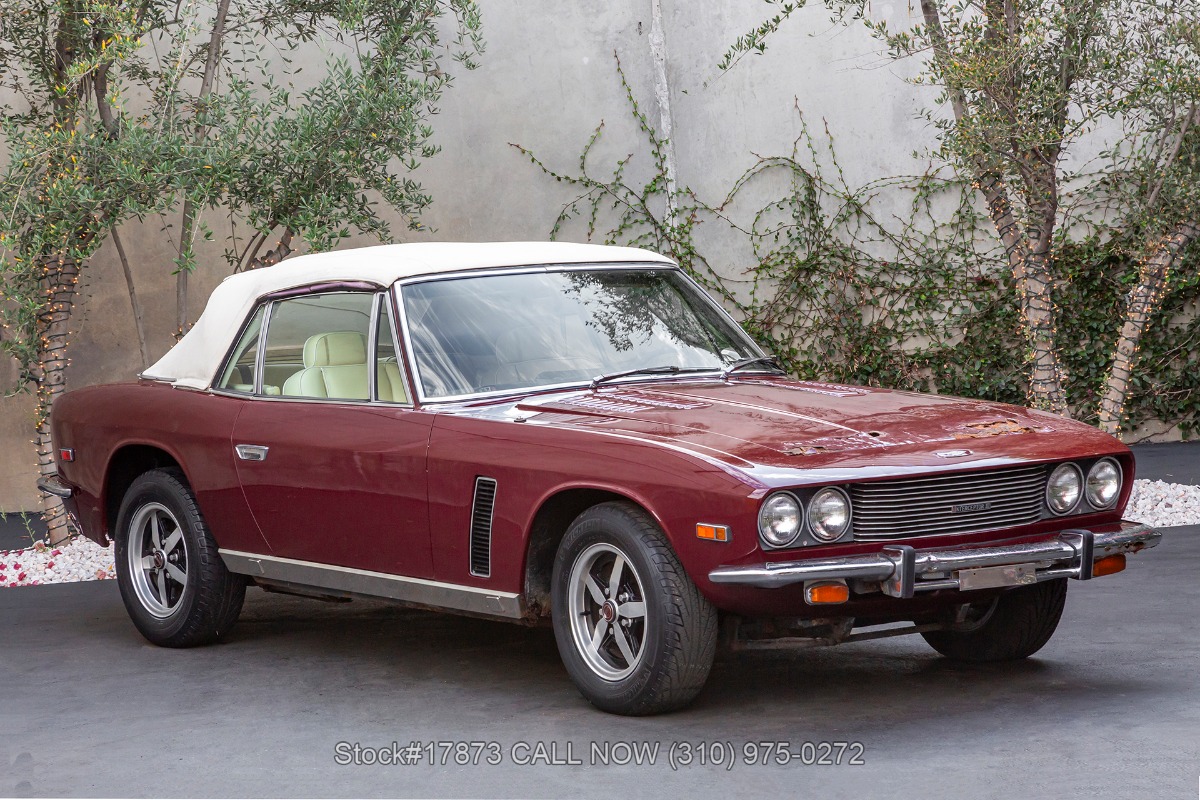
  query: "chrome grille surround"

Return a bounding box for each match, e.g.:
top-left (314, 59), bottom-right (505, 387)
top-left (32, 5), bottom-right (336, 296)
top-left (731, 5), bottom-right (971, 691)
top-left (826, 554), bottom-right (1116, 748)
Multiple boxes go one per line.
top-left (850, 464), bottom-right (1049, 541)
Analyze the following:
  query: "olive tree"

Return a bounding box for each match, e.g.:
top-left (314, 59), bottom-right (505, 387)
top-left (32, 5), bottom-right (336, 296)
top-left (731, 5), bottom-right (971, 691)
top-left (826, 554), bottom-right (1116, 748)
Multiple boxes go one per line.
top-left (0, 0), bottom-right (480, 542)
top-left (167, 1), bottom-right (483, 328)
top-left (724, 0), bottom-right (1197, 419)
top-left (1095, 3), bottom-right (1200, 432)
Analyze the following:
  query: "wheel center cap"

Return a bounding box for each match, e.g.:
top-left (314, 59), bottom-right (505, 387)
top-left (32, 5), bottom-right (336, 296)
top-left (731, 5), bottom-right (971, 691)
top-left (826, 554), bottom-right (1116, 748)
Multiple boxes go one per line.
top-left (152, 550), bottom-right (165, 570)
top-left (600, 600), bottom-right (617, 622)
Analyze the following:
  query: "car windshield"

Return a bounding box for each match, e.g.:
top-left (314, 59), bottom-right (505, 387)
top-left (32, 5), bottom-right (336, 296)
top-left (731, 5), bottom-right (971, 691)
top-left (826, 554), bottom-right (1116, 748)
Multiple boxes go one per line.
top-left (400, 267), bottom-right (766, 399)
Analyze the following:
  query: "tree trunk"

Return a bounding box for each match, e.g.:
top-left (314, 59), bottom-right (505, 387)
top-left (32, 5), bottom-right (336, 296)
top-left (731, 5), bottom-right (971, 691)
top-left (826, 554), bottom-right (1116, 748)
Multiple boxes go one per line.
top-left (35, 254), bottom-right (82, 545)
top-left (1097, 220), bottom-right (1200, 434)
top-left (976, 175), bottom-right (1068, 414)
top-left (1018, 248), bottom-right (1068, 415)
top-left (243, 228), bottom-right (296, 271)
top-left (919, 0), bottom-right (1067, 415)
top-left (112, 228), bottom-right (150, 368)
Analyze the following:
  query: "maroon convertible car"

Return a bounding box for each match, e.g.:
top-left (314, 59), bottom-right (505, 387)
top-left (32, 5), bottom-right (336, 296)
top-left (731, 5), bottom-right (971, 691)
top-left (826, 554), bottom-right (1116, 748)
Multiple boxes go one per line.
top-left (41, 242), bottom-right (1160, 715)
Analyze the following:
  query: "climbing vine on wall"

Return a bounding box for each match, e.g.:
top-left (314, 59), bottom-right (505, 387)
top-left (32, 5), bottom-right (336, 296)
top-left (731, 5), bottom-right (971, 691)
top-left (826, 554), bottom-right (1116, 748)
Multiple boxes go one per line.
top-left (512, 62), bottom-right (1199, 438)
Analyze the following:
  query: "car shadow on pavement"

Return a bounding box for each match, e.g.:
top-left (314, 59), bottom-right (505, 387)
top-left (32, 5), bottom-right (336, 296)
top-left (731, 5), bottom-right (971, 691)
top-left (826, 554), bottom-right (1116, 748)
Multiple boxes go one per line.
top-left (202, 584), bottom-right (1160, 736)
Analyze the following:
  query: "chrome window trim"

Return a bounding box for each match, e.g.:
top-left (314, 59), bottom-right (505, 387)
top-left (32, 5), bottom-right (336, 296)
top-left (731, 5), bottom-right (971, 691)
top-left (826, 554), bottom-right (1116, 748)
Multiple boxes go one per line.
top-left (206, 288), bottom-right (419, 409)
top-left (253, 300), bottom-right (273, 395)
top-left (395, 262), bottom-right (769, 406)
top-left (391, 260), bottom-right (675, 287)
top-left (376, 288), bottom-right (416, 407)
top-left (210, 302), bottom-right (271, 395)
top-left (367, 292), bottom-right (381, 403)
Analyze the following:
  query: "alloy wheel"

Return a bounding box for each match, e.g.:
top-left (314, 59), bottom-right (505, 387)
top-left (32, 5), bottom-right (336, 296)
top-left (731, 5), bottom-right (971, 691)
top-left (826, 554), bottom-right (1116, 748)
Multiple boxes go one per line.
top-left (567, 542), bottom-right (648, 681)
top-left (127, 502), bottom-right (189, 619)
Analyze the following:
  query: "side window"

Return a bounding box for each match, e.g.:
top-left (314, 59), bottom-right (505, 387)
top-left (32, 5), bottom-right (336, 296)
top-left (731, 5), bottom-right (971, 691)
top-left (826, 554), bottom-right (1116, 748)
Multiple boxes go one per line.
top-left (374, 297), bottom-right (408, 403)
top-left (266, 292), bottom-right (374, 400)
top-left (216, 306), bottom-right (265, 393)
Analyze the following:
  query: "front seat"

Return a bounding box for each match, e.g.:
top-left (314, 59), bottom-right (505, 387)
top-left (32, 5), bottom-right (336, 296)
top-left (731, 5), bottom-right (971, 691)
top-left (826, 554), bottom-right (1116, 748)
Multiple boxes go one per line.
top-left (282, 332), bottom-right (370, 400)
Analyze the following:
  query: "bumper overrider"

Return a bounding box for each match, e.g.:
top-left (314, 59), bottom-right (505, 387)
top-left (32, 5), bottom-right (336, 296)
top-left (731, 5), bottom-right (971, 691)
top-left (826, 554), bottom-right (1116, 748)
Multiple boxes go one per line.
top-left (709, 522), bottom-right (1160, 600)
top-left (37, 473), bottom-right (74, 498)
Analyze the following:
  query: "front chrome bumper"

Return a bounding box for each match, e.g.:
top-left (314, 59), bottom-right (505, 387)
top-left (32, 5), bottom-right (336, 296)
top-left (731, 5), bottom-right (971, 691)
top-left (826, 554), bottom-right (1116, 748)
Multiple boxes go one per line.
top-left (36, 473), bottom-right (74, 498)
top-left (708, 522), bottom-right (1161, 599)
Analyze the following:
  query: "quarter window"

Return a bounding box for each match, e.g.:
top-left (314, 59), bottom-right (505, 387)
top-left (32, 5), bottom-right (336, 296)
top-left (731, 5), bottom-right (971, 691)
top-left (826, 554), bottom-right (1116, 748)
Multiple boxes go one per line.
top-left (215, 306), bottom-right (265, 393)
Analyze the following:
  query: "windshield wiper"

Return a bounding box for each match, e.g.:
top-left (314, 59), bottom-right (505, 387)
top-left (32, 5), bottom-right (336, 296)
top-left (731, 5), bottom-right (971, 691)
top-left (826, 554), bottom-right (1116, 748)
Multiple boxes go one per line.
top-left (590, 365), bottom-right (681, 389)
top-left (721, 355), bottom-right (785, 380)
top-left (590, 365), bottom-right (711, 389)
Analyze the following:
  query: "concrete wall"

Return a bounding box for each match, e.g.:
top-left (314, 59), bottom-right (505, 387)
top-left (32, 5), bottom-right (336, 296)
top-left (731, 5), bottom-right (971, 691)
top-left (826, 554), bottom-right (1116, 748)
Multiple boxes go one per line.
top-left (0, 1), bottom-right (1170, 511)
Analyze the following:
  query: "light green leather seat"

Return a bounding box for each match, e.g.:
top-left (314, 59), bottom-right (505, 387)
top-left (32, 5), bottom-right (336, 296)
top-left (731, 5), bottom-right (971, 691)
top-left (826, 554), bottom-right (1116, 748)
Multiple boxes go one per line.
top-left (281, 332), bottom-right (407, 402)
top-left (376, 359), bottom-right (407, 403)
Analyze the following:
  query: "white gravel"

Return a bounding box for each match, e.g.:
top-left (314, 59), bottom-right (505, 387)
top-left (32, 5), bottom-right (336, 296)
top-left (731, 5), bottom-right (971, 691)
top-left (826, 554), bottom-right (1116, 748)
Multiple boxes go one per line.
top-left (0, 479), bottom-right (1196, 588)
top-left (1125, 479), bottom-right (1200, 529)
top-left (1, 537), bottom-right (114, 587)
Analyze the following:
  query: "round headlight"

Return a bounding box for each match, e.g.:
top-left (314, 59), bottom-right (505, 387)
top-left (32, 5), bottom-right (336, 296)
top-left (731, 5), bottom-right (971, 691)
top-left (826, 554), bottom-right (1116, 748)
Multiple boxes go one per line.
top-left (1046, 463), bottom-right (1083, 515)
top-left (1086, 458), bottom-right (1121, 509)
top-left (808, 487), bottom-right (851, 542)
top-left (758, 492), bottom-right (802, 547)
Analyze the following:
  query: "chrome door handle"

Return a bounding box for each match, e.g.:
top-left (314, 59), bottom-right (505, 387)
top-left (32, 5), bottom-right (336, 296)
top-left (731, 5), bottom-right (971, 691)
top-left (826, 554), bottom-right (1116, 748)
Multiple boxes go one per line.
top-left (235, 444), bottom-right (270, 462)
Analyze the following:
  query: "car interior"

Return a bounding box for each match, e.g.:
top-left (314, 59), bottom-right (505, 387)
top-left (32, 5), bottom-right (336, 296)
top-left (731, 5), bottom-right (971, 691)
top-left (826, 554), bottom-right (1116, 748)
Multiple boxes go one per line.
top-left (215, 292), bottom-right (407, 403)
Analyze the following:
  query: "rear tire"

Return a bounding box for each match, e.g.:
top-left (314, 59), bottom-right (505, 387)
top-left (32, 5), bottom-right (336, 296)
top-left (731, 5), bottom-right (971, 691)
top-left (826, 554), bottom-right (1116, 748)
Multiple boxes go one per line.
top-left (921, 579), bottom-right (1068, 662)
top-left (114, 468), bottom-right (245, 647)
top-left (551, 501), bottom-right (717, 715)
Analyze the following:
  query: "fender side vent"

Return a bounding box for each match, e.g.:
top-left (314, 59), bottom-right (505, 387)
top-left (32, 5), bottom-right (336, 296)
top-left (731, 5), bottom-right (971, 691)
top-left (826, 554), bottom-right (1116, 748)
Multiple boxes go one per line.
top-left (469, 477), bottom-right (497, 578)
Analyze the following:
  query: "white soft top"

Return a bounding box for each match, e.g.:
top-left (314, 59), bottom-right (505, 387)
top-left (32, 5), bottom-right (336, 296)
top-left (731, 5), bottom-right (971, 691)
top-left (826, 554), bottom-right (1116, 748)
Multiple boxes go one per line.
top-left (143, 241), bottom-right (675, 389)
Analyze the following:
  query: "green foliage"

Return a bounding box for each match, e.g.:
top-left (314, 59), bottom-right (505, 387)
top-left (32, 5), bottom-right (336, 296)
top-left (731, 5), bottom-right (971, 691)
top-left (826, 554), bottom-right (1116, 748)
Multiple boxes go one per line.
top-left (722, 0), bottom-right (1200, 423)
top-left (0, 1), bottom-right (185, 385)
top-left (0, 0), bottom-right (483, 386)
top-left (164, 0), bottom-right (484, 270)
top-left (515, 62), bottom-right (1200, 436)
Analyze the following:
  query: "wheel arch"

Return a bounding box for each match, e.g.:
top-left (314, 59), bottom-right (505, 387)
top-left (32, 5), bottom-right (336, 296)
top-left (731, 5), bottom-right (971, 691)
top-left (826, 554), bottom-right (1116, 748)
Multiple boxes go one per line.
top-left (103, 443), bottom-right (188, 539)
top-left (522, 486), bottom-right (665, 619)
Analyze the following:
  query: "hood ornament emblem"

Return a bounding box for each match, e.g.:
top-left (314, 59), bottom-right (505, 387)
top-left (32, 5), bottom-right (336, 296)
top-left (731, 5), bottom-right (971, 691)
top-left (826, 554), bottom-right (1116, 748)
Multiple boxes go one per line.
top-left (935, 449), bottom-right (973, 458)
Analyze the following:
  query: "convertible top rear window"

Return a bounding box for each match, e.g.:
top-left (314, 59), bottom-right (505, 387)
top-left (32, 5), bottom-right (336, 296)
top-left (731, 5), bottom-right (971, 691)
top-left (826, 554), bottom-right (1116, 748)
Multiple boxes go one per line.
top-left (400, 268), bottom-right (763, 400)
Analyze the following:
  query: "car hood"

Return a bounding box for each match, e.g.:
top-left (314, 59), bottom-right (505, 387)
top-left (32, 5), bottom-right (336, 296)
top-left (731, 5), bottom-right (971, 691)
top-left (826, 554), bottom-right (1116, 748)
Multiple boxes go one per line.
top-left (500, 377), bottom-right (1126, 486)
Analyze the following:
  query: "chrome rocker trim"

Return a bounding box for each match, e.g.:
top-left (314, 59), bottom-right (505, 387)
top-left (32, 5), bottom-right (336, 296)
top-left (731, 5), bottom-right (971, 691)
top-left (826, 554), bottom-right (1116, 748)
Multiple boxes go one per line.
top-left (219, 550), bottom-right (525, 620)
top-left (708, 522), bottom-right (1161, 598)
top-left (36, 473), bottom-right (74, 498)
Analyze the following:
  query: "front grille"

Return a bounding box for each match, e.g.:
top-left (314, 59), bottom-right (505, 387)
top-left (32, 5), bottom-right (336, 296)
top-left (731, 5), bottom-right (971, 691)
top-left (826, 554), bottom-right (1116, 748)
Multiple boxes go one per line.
top-left (850, 464), bottom-right (1048, 541)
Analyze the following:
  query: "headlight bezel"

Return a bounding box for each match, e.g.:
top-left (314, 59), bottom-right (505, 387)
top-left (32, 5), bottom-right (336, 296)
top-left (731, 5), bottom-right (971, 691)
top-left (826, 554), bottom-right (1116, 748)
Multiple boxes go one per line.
top-left (1085, 457), bottom-right (1122, 510)
top-left (807, 487), bottom-right (853, 543)
top-left (757, 491), bottom-right (804, 548)
top-left (1046, 462), bottom-right (1084, 515)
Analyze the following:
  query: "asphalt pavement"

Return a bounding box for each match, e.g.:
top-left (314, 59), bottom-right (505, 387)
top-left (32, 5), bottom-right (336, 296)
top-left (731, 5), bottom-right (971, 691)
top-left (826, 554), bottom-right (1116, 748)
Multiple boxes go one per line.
top-left (0, 514), bottom-right (42, 552)
top-left (2, 524), bottom-right (1197, 798)
top-left (1129, 441), bottom-right (1200, 484)
top-left (2, 440), bottom-right (1197, 797)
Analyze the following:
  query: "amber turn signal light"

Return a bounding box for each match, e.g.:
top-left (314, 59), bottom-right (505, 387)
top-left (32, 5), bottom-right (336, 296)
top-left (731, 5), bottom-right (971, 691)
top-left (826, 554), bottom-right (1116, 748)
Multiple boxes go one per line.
top-left (804, 581), bottom-right (850, 605)
top-left (1092, 554), bottom-right (1126, 577)
top-left (695, 524), bottom-right (730, 542)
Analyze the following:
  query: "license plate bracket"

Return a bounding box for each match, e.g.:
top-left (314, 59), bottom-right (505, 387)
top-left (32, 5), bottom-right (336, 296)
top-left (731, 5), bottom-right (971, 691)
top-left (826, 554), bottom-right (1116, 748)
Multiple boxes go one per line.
top-left (956, 563), bottom-right (1037, 591)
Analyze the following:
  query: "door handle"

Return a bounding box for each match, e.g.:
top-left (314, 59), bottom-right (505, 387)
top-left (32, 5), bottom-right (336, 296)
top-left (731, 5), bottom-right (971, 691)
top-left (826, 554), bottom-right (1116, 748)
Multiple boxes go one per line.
top-left (235, 444), bottom-right (270, 462)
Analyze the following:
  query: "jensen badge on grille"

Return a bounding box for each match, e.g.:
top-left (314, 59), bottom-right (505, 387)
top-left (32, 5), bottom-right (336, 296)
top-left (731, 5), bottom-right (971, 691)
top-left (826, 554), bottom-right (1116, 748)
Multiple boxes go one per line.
top-left (951, 502), bottom-right (992, 513)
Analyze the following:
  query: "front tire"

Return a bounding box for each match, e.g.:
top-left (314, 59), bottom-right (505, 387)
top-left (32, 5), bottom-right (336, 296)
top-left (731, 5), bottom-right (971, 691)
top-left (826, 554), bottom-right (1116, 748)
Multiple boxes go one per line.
top-left (921, 579), bottom-right (1068, 662)
top-left (551, 502), bottom-right (717, 715)
top-left (114, 468), bottom-right (245, 647)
